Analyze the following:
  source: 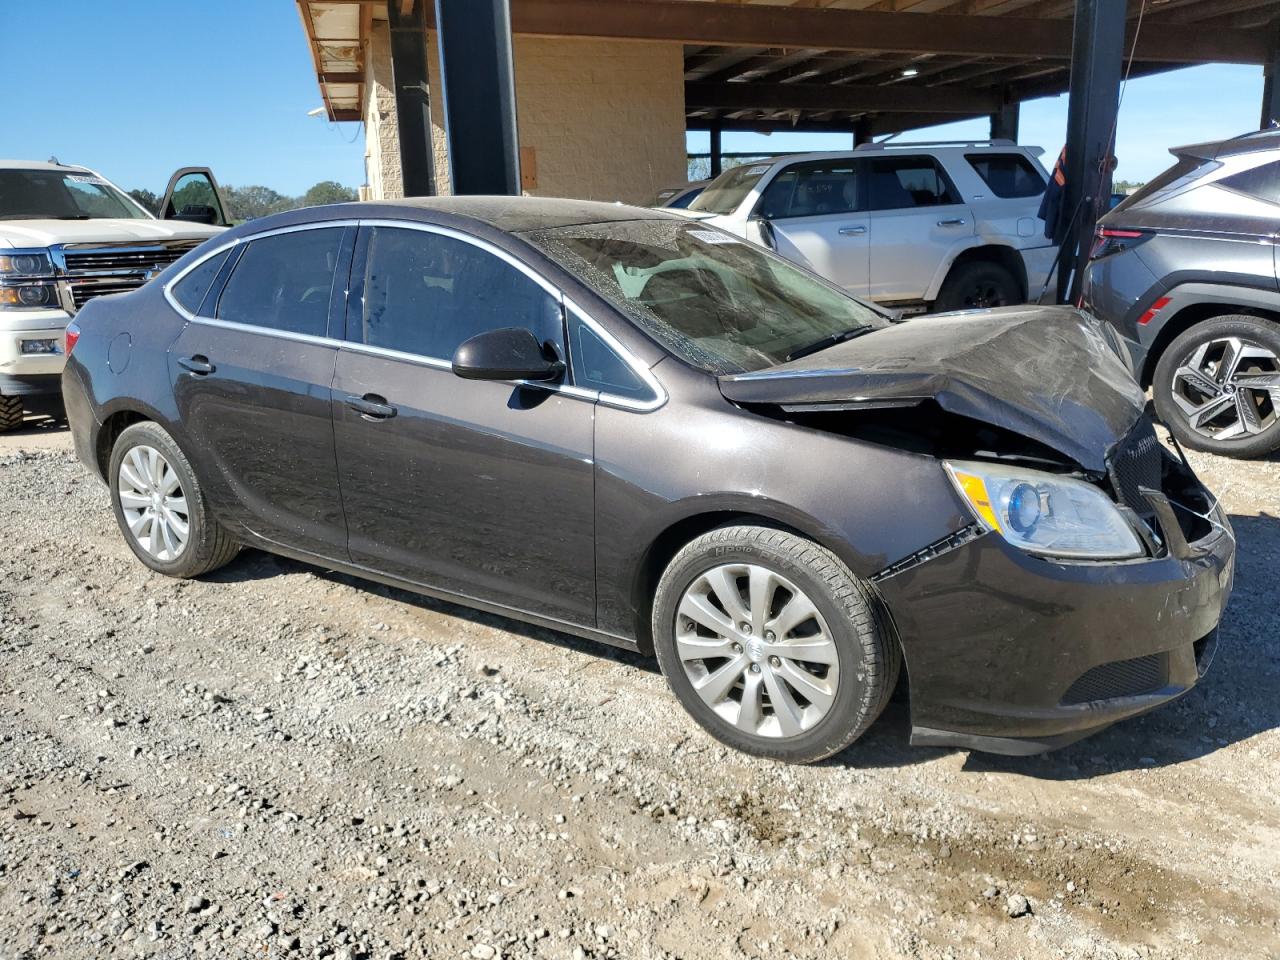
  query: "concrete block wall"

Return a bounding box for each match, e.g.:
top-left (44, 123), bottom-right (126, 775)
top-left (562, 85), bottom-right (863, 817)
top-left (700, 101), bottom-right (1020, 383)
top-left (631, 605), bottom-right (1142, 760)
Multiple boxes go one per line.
top-left (364, 21), bottom-right (404, 200)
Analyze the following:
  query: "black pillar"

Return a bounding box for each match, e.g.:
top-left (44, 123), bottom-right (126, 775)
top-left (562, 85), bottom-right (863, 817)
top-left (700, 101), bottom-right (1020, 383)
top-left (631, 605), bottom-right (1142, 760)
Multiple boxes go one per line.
top-left (387, 0), bottom-right (435, 197)
top-left (433, 0), bottom-right (520, 195)
top-left (990, 98), bottom-right (1020, 143)
top-left (709, 123), bottom-right (723, 178)
top-left (1058, 0), bottom-right (1125, 304)
top-left (854, 116), bottom-right (874, 146)
top-left (1263, 57), bottom-right (1280, 128)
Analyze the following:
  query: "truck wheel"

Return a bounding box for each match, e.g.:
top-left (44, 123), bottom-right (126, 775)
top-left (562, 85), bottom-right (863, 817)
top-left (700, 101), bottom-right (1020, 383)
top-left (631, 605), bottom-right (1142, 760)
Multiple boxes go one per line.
top-left (652, 525), bottom-right (899, 764)
top-left (933, 260), bottom-right (1021, 312)
top-left (0, 396), bottom-right (22, 432)
top-left (109, 421), bottom-right (241, 578)
top-left (1152, 314), bottom-right (1280, 459)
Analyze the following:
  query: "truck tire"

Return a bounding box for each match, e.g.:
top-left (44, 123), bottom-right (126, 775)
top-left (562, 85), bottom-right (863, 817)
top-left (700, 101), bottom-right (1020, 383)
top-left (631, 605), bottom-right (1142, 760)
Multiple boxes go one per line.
top-left (0, 396), bottom-right (22, 433)
top-left (933, 260), bottom-right (1021, 313)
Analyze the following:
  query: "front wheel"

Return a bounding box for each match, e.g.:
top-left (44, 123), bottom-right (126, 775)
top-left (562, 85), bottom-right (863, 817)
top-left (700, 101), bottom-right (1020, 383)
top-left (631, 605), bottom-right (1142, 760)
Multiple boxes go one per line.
top-left (933, 260), bottom-right (1021, 312)
top-left (109, 421), bottom-right (240, 578)
top-left (652, 525), bottom-right (899, 764)
top-left (1152, 315), bottom-right (1280, 459)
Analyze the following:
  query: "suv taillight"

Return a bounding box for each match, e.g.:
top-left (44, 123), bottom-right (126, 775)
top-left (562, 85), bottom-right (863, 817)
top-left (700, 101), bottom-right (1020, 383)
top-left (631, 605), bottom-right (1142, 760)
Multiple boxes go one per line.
top-left (1090, 226), bottom-right (1150, 261)
top-left (65, 321), bottom-right (81, 355)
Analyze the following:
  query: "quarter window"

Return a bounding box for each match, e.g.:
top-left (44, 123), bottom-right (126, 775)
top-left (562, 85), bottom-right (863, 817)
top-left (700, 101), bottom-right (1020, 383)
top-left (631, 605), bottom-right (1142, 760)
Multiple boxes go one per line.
top-left (758, 161), bottom-right (861, 220)
top-left (567, 312), bottom-right (651, 400)
top-left (353, 226), bottom-right (563, 361)
top-left (1219, 160), bottom-right (1280, 205)
top-left (216, 228), bottom-right (345, 337)
top-left (867, 156), bottom-right (959, 210)
top-left (171, 248), bottom-right (230, 315)
top-left (965, 153), bottom-right (1046, 199)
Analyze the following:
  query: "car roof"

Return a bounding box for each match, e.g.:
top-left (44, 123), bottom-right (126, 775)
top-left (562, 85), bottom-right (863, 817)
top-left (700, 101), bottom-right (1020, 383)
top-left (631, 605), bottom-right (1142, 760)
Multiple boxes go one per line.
top-left (745, 143), bottom-right (1043, 168)
top-left (0, 159), bottom-right (93, 172)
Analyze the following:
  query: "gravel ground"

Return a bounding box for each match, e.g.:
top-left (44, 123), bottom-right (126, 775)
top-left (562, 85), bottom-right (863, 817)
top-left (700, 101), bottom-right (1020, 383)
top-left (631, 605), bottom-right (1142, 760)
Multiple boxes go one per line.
top-left (0, 420), bottom-right (1277, 960)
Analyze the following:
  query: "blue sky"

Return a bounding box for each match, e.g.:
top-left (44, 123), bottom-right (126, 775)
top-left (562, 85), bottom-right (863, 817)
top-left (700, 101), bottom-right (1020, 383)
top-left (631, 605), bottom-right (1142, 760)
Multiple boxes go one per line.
top-left (0, 0), bottom-right (1265, 194)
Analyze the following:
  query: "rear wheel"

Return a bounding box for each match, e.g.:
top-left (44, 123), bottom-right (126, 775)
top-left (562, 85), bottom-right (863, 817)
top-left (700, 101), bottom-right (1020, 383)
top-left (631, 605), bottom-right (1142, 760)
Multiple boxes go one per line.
top-left (933, 260), bottom-right (1021, 312)
top-left (0, 396), bottom-right (22, 432)
top-left (109, 421), bottom-right (240, 577)
top-left (1152, 315), bottom-right (1280, 459)
top-left (652, 525), bottom-right (899, 764)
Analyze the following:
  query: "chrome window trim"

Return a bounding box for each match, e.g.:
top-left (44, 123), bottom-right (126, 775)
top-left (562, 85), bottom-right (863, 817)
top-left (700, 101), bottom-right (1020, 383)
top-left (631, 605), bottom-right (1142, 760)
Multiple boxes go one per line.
top-left (164, 217), bottom-right (667, 412)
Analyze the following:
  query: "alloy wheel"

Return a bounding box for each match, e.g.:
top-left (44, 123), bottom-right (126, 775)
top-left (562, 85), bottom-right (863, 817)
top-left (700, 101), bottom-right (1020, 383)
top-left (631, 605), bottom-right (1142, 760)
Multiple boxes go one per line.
top-left (1170, 336), bottom-right (1280, 441)
top-left (962, 282), bottom-right (1009, 309)
top-left (675, 563), bottom-right (840, 738)
top-left (117, 445), bottom-right (190, 562)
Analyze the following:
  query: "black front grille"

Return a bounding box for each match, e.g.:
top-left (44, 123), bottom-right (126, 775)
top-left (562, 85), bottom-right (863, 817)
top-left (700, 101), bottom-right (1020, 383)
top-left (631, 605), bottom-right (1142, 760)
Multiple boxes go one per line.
top-left (1107, 415), bottom-right (1162, 517)
top-left (62, 241), bottom-right (199, 275)
top-left (1061, 653), bottom-right (1168, 705)
top-left (70, 278), bottom-right (145, 309)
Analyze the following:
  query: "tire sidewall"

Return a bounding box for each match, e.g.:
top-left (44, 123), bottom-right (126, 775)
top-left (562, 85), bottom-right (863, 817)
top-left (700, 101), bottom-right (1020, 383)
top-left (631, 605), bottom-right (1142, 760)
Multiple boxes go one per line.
top-left (1152, 315), bottom-right (1280, 458)
top-left (652, 532), bottom-right (876, 763)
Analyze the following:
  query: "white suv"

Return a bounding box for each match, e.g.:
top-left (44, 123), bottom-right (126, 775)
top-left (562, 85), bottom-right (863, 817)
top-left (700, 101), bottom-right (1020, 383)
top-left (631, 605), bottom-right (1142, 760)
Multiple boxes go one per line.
top-left (678, 141), bottom-right (1057, 314)
top-left (0, 161), bottom-right (229, 430)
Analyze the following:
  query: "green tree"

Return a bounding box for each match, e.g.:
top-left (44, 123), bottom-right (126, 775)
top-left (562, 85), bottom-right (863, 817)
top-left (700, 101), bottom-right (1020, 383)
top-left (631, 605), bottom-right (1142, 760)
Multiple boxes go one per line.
top-left (223, 185), bottom-right (292, 221)
top-left (301, 180), bottom-right (358, 207)
top-left (127, 188), bottom-right (160, 215)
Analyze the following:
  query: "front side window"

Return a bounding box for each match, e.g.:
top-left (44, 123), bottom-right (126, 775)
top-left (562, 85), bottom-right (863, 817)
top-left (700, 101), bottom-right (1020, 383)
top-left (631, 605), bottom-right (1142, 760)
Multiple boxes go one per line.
top-left (353, 226), bottom-right (563, 361)
top-left (216, 227), bottom-right (345, 337)
top-left (524, 220), bottom-right (886, 375)
top-left (966, 153), bottom-right (1046, 199)
top-left (171, 248), bottom-right (230, 314)
top-left (867, 156), bottom-right (960, 211)
top-left (756, 161), bottom-right (861, 220)
top-left (0, 169), bottom-right (149, 221)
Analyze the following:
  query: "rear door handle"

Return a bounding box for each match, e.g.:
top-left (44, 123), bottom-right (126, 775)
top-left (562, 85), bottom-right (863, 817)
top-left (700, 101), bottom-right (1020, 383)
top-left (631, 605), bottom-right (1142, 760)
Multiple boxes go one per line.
top-left (937, 218), bottom-right (967, 227)
top-left (178, 355), bottom-right (215, 376)
top-left (345, 393), bottom-right (398, 421)
top-left (838, 225), bottom-right (867, 236)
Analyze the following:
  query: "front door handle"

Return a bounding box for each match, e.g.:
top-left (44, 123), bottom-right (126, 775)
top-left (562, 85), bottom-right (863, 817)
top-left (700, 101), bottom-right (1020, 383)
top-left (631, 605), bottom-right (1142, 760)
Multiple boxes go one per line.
top-left (838, 225), bottom-right (867, 236)
top-left (178, 355), bottom-right (215, 376)
top-left (937, 217), bottom-right (967, 227)
top-left (345, 393), bottom-right (398, 421)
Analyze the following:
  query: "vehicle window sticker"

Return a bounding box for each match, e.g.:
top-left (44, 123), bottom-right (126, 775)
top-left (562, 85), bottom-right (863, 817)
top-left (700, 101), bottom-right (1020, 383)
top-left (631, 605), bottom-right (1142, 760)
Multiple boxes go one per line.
top-left (688, 230), bottom-right (740, 245)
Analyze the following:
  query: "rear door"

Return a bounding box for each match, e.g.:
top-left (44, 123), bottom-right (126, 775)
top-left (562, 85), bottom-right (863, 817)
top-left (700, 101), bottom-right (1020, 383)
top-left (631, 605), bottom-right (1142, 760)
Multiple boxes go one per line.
top-left (331, 223), bottom-right (597, 624)
top-left (167, 224), bottom-right (353, 558)
top-left (865, 154), bottom-right (973, 302)
top-left (755, 159), bottom-right (870, 296)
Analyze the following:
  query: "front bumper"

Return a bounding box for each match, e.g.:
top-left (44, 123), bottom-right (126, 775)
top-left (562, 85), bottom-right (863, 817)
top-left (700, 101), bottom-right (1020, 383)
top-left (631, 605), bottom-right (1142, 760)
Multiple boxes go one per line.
top-left (876, 462), bottom-right (1234, 756)
top-left (0, 309), bottom-right (71, 393)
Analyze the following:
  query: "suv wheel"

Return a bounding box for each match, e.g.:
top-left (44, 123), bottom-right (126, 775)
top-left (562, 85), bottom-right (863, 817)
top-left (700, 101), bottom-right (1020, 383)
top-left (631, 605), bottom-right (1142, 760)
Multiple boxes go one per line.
top-left (934, 260), bottom-right (1021, 312)
top-left (0, 395), bottom-right (22, 433)
top-left (652, 525), bottom-right (899, 764)
top-left (1153, 315), bottom-right (1280, 459)
top-left (109, 421), bottom-right (240, 577)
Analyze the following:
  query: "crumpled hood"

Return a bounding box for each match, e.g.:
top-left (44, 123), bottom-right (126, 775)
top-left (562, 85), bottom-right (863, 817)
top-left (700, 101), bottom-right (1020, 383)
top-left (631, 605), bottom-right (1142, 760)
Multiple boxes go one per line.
top-left (0, 219), bottom-right (225, 248)
top-left (719, 306), bottom-right (1146, 473)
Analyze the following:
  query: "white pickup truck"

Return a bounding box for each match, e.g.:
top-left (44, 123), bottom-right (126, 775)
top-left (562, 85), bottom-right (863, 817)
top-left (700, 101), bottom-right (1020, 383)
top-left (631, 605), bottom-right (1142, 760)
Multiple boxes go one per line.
top-left (0, 161), bottom-right (230, 430)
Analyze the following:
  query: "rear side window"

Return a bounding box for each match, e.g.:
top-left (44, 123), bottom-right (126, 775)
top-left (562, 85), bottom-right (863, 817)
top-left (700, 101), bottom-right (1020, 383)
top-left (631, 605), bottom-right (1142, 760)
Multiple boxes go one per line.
top-left (1112, 156), bottom-right (1215, 214)
top-left (353, 226), bottom-right (563, 361)
top-left (757, 160), bottom-right (861, 220)
top-left (170, 248), bottom-right (230, 315)
top-left (216, 228), bottom-right (345, 337)
top-left (965, 153), bottom-right (1045, 198)
top-left (867, 156), bottom-right (959, 210)
top-left (1219, 160), bottom-right (1280, 205)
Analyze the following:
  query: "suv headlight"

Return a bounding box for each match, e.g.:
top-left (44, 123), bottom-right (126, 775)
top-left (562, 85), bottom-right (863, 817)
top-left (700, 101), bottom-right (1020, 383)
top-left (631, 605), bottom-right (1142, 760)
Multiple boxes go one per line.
top-left (944, 460), bottom-right (1144, 560)
top-left (0, 251), bottom-right (54, 278)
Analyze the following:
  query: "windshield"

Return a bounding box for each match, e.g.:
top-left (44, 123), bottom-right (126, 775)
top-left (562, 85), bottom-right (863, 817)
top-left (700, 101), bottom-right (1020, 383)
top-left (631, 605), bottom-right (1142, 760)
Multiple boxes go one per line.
top-left (687, 163), bottom-right (773, 216)
top-left (0, 169), bottom-right (150, 221)
top-left (523, 219), bottom-right (886, 374)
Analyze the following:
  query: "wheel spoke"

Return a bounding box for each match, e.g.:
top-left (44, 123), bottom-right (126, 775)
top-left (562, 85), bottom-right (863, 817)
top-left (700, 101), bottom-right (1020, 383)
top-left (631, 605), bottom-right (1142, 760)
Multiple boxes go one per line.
top-left (160, 467), bottom-right (182, 496)
top-left (675, 634), bottom-right (735, 662)
top-left (164, 495), bottom-right (188, 517)
top-left (158, 517), bottom-right (178, 559)
top-left (736, 669), bottom-right (764, 732)
top-left (748, 566), bottom-right (778, 634)
top-left (117, 445), bottom-right (188, 562)
top-left (1216, 337), bottom-right (1244, 384)
top-left (128, 510), bottom-right (152, 538)
top-left (776, 661), bottom-right (836, 712)
top-left (762, 669), bottom-right (804, 737)
top-left (679, 592), bottom-right (735, 637)
top-left (692, 655), bottom-right (748, 705)
top-left (703, 567), bottom-right (749, 624)
top-left (118, 491), bottom-right (151, 510)
top-left (769, 592), bottom-right (818, 638)
top-left (165, 511), bottom-right (189, 540)
top-left (769, 633), bottom-right (838, 665)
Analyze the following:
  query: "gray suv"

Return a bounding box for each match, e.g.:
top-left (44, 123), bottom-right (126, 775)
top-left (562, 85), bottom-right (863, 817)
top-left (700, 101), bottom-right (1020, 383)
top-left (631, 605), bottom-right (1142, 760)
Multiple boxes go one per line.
top-left (1084, 130), bottom-right (1280, 458)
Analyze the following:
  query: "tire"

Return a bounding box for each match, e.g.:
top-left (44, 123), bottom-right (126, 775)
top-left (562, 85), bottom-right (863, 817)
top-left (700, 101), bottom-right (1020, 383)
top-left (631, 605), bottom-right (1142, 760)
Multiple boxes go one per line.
top-left (1152, 314), bottom-right (1280, 459)
top-left (933, 260), bottom-right (1022, 313)
top-left (108, 421), bottom-right (240, 578)
top-left (0, 395), bottom-right (22, 433)
top-left (651, 525), bottom-right (900, 764)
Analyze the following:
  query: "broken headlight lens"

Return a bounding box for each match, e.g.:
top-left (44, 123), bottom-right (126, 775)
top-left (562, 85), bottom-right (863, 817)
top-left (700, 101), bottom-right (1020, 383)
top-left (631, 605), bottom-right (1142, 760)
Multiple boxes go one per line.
top-left (944, 460), bottom-right (1144, 560)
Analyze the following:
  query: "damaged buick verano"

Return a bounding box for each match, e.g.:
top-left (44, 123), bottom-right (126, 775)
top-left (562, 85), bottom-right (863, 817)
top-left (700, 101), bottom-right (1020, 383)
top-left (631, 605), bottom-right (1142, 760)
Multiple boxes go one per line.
top-left (62, 198), bottom-right (1234, 763)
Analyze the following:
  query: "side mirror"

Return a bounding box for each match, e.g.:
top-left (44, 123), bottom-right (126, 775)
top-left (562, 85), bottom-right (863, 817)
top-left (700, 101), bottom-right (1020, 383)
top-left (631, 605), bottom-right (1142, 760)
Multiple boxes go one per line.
top-left (452, 327), bottom-right (565, 383)
top-left (174, 204), bottom-right (219, 225)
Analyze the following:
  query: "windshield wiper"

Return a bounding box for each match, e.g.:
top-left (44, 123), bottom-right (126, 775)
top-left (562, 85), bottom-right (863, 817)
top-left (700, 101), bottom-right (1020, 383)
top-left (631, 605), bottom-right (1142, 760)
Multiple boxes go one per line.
top-left (786, 326), bottom-right (874, 362)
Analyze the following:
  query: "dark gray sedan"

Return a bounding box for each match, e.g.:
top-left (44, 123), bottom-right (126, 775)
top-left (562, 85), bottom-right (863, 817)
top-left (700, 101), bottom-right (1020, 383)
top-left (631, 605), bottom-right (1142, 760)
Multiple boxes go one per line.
top-left (62, 197), bottom-right (1233, 763)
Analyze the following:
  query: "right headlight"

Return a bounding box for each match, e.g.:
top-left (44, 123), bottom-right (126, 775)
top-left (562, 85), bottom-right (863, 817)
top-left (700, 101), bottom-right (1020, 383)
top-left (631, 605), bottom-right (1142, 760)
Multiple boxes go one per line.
top-left (944, 459), bottom-right (1144, 560)
top-left (0, 250), bottom-right (54, 278)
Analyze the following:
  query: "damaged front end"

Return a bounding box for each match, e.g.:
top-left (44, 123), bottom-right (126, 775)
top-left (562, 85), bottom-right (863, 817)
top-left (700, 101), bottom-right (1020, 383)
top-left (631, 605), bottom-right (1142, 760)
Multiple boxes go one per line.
top-left (719, 306), bottom-right (1235, 755)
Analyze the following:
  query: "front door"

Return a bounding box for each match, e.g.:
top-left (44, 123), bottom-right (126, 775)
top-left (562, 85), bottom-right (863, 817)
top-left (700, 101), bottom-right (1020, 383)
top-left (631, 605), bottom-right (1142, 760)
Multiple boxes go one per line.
top-left (168, 224), bottom-right (353, 558)
top-left (331, 224), bottom-right (597, 624)
top-left (864, 154), bottom-right (974, 302)
top-left (756, 159), bottom-right (869, 296)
